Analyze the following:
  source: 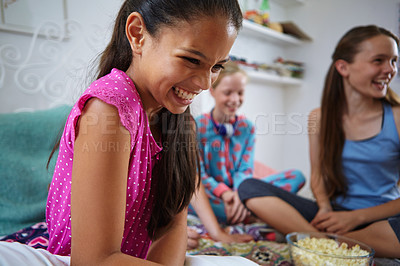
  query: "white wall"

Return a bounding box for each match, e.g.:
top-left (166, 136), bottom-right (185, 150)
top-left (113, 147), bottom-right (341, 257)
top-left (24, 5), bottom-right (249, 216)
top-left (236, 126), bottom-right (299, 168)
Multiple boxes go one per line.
top-left (0, 0), bottom-right (122, 112)
top-left (195, 0), bottom-right (400, 198)
top-left (191, 1), bottom-right (291, 173)
top-left (1, 0), bottom-right (399, 198)
top-left (282, 0), bottom-right (400, 197)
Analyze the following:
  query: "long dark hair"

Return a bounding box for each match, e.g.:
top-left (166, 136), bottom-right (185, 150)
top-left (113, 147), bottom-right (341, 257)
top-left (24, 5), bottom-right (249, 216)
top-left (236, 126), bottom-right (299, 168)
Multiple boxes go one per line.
top-left (319, 25), bottom-right (400, 200)
top-left (97, 0), bottom-right (242, 238)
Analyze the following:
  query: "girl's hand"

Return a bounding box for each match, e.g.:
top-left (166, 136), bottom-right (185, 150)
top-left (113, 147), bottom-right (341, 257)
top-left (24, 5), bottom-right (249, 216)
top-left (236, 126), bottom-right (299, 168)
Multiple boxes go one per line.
top-left (310, 206), bottom-right (331, 226)
top-left (212, 228), bottom-right (253, 244)
top-left (222, 190), bottom-right (250, 224)
top-left (186, 226), bottom-right (253, 250)
top-left (311, 210), bottom-right (359, 235)
top-left (187, 227), bottom-right (201, 250)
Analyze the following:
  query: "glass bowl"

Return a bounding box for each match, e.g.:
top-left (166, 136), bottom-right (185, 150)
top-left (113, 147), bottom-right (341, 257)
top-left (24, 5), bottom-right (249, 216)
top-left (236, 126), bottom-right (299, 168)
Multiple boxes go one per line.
top-left (286, 232), bottom-right (375, 266)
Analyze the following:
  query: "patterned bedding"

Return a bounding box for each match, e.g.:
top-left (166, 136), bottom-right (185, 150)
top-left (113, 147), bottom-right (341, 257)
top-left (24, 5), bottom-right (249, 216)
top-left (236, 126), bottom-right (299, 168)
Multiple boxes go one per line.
top-left (186, 215), bottom-right (293, 265)
top-left (3, 216), bottom-right (398, 265)
top-left (0, 217), bottom-right (292, 265)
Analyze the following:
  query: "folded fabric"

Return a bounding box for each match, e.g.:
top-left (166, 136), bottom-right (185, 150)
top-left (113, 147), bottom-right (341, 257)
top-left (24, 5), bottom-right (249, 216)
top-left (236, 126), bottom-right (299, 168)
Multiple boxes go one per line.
top-left (0, 105), bottom-right (71, 235)
top-left (185, 255), bottom-right (259, 266)
top-left (0, 241), bottom-right (70, 266)
top-left (0, 241), bottom-right (258, 266)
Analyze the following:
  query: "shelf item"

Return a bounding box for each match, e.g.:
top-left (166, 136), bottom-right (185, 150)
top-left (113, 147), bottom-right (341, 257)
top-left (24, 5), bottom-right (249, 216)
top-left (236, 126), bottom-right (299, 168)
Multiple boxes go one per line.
top-left (270, 0), bottom-right (305, 7)
top-left (241, 19), bottom-right (303, 46)
top-left (246, 70), bottom-right (302, 87)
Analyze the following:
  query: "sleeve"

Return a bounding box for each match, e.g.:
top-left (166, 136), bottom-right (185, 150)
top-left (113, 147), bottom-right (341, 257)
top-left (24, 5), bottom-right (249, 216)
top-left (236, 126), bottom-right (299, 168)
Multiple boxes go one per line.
top-left (232, 120), bottom-right (255, 190)
top-left (77, 89), bottom-right (138, 151)
top-left (199, 153), bottom-right (231, 198)
top-left (196, 116), bottom-right (231, 198)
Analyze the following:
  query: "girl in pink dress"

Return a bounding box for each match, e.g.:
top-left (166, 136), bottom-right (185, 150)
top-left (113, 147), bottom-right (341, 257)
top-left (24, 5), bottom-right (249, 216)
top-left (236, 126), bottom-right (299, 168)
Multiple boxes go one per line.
top-left (45, 0), bottom-right (242, 264)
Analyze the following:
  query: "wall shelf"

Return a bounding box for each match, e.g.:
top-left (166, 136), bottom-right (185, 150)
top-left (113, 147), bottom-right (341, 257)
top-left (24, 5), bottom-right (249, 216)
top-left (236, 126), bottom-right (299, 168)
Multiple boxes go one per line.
top-left (246, 70), bottom-right (302, 87)
top-left (241, 19), bottom-right (303, 46)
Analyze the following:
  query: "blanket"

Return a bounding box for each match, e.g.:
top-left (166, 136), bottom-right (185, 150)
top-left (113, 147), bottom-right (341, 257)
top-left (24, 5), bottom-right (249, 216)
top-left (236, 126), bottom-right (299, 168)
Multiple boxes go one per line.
top-left (186, 215), bottom-right (400, 266)
top-left (186, 215), bottom-right (292, 265)
top-left (0, 105), bottom-right (71, 235)
top-left (1, 219), bottom-right (292, 266)
top-left (1, 219), bottom-right (400, 265)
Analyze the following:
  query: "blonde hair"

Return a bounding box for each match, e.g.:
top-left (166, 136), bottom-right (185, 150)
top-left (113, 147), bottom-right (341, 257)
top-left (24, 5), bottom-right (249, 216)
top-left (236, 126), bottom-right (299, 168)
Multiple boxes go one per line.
top-left (212, 60), bottom-right (247, 89)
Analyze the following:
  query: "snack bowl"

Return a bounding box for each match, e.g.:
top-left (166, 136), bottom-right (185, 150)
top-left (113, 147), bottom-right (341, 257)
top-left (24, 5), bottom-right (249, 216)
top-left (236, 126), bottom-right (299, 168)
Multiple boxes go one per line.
top-left (286, 232), bottom-right (374, 266)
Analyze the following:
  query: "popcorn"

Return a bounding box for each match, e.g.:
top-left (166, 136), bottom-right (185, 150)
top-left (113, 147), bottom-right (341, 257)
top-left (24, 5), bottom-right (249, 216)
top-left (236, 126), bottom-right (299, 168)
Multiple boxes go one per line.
top-left (290, 237), bottom-right (370, 266)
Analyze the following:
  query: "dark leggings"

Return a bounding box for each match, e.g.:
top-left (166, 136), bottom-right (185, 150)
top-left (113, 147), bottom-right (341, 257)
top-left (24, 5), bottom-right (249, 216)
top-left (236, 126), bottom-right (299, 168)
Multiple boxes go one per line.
top-left (238, 179), bottom-right (323, 222)
top-left (238, 178), bottom-right (400, 242)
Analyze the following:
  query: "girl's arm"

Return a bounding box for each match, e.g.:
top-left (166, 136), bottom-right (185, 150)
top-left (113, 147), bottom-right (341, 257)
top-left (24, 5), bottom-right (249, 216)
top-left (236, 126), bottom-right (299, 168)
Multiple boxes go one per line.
top-left (190, 181), bottom-right (253, 245)
top-left (351, 104), bottom-right (400, 225)
top-left (308, 108), bottom-right (332, 212)
top-left (232, 121), bottom-right (256, 189)
top-left (352, 198), bottom-right (400, 225)
top-left (222, 121), bottom-right (255, 224)
top-left (147, 209), bottom-right (188, 266)
top-left (70, 99), bottom-right (159, 266)
top-left (198, 150), bottom-right (231, 198)
top-left (312, 198), bottom-right (400, 235)
top-left (309, 107), bottom-right (400, 234)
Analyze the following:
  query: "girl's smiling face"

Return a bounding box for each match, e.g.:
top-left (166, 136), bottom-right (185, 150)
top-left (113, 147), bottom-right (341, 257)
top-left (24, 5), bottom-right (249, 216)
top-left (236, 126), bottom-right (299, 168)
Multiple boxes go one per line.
top-left (127, 15), bottom-right (238, 115)
top-left (211, 72), bottom-right (247, 122)
top-left (341, 34), bottom-right (398, 99)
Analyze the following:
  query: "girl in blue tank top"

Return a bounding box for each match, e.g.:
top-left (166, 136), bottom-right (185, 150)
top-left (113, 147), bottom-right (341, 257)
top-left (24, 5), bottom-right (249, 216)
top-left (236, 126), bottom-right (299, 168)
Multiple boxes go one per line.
top-left (238, 25), bottom-right (400, 258)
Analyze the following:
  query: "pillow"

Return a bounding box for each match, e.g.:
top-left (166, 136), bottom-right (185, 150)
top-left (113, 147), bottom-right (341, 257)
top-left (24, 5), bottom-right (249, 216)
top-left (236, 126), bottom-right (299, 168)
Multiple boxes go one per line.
top-left (253, 160), bottom-right (277, 179)
top-left (0, 105), bottom-right (71, 236)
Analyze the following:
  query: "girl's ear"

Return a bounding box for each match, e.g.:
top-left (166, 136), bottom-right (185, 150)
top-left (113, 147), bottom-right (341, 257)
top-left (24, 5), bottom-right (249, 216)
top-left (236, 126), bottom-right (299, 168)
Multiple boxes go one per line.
top-left (126, 12), bottom-right (146, 54)
top-left (334, 59), bottom-right (349, 77)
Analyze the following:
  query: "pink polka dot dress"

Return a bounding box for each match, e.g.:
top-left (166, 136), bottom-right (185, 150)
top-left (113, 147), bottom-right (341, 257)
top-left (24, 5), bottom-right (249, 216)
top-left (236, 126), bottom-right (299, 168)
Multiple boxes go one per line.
top-left (46, 69), bottom-right (162, 258)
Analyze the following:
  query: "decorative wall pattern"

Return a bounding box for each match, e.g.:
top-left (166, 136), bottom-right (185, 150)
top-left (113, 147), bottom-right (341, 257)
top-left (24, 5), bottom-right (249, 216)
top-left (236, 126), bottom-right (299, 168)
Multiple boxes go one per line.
top-left (0, 19), bottom-right (108, 112)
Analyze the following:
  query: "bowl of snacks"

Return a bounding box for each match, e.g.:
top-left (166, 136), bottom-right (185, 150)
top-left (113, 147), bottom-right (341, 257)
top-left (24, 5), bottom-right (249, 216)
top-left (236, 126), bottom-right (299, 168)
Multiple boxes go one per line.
top-left (286, 232), bottom-right (374, 266)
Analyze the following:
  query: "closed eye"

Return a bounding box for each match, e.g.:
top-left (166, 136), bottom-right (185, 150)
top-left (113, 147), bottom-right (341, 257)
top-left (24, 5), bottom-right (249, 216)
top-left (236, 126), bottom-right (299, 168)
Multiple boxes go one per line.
top-left (183, 57), bottom-right (200, 65)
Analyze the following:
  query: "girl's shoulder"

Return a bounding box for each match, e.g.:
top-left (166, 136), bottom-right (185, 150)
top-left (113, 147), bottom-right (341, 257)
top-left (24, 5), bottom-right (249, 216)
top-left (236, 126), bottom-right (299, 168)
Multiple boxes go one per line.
top-left (85, 69), bottom-right (139, 101)
top-left (308, 107), bottom-right (321, 135)
top-left (391, 104), bottom-right (400, 119)
top-left (390, 105), bottom-right (400, 136)
top-left (195, 113), bottom-right (211, 126)
top-left (308, 107), bottom-right (321, 125)
top-left (308, 107), bottom-right (321, 119)
top-left (237, 115), bottom-right (254, 129)
top-left (77, 69), bottom-right (142, 134)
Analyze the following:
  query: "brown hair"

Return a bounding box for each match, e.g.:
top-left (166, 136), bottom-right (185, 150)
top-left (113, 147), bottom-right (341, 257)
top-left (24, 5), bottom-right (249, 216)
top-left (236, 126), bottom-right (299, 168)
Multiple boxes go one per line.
top-left (319, 25), bottom-right (400, 200)
top-left (69, 0), bottom-right (242, 238)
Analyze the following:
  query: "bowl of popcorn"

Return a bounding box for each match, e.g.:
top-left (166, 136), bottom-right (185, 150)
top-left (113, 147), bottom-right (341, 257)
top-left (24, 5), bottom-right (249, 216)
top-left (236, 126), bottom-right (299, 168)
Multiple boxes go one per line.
top-left (286, 232), bottom-right (374, 266)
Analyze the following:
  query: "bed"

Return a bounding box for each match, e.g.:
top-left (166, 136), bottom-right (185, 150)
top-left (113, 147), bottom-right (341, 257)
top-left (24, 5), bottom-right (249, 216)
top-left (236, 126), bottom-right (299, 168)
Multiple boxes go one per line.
top-left (0, 218), bottom-right (292, 266)
top-left (186, 214), bottom-right (292, 265)
top-left (1, 106), bottom-right (399, 265)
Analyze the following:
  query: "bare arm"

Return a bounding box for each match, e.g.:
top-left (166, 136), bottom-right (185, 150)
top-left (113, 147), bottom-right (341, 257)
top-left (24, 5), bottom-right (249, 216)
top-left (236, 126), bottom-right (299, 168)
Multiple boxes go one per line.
top-left (308, 108), bottom-right (332, 212)
top-left (350, 104), bottom-right (400, 225)
top-left (393, 105), bottom-right (400, 187)
top-left (353, 198), bottom-right (400, 224)
top-left (190, 182), bottom-right (225, 237)
top-left (309, 107), bottom-right (400, 234)
top-left (313, 198), bottom-right (400, 235)
top-left (190, 182), bottom-right (253, 243)
top-left (71, 99), bottom-right (159, 266)
top-left (147, 209), bottom-right (188, 266)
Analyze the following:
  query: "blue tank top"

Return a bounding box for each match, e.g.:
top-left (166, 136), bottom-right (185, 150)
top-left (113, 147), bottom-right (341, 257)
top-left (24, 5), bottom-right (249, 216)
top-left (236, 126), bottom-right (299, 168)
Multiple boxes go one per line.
top-left (335, 101), bottom-right (400, 210)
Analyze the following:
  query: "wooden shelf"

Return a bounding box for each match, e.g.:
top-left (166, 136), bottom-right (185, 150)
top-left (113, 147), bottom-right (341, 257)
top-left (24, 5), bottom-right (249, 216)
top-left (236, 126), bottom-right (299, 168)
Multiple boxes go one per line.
top-left (246, 70), bottom-right (302, 87)
top-left (241, 20), bottom-right (303, 46)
